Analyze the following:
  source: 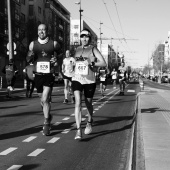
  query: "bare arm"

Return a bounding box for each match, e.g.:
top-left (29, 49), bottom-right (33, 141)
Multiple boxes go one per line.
top-left (93, 47), bottom-right (106, 67)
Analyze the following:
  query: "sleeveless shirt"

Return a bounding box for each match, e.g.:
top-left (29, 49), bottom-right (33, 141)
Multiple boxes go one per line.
top-left (72, 45), bottom-right (96, 84)
top-left (33, 39), bottom-right (54, 73)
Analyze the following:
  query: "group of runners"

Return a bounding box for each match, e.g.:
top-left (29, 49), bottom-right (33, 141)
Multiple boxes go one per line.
top-left (2, 24), bottom-right (127, 140)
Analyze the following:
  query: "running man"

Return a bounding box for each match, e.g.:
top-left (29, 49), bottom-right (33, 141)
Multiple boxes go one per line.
top-left (23, 60), bottom-right (35, 98)
top-left (72, 29), bottom-right (106, 140)
top-left (2, 59), bottom-right (18, 98)
top-left (27, 24), bottom-right (61, 136)
top-left (111, 68), bottom-right (117, 89)
top-left (99, 67), bottom-right (108, 97)
top-left (62, 50), bottom-right (75, 104)
top-left (118, 62), bottom-right (127, 95)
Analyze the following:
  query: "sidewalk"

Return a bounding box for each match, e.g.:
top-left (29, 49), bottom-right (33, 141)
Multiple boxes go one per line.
top-left (138, 86), bottom-right (170, 170)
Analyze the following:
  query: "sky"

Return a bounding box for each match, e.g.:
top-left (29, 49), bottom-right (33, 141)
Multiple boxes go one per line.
top-left (58, 0), bottom-right (170, 68)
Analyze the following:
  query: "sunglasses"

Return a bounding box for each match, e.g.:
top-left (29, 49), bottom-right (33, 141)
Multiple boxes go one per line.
top-left (80, 34), bottom-right (90, 38)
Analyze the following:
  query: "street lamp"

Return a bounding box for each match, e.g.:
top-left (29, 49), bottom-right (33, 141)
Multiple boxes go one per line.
top-left (75, 0), bottom-right (83, 36)
top-left (99, 22), bottom-right (103, 52)
top-left (159, 51), bottom-right (164, 80)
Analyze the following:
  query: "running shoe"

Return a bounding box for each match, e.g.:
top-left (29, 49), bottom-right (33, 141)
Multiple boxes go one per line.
top-left (84, 119), bottom-right (93, 135)
top-left (75, 128), bottom-right (82, 140)
top-left (42, 123), bottom-right (50, 136)
top-left (63, 99), bottom-right (68, 104)
top-left (42, 114), bottom-right (53, 136)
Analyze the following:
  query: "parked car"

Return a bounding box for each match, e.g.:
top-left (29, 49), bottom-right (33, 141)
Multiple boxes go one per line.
top-left (161, 76), bottom-right (168, 83)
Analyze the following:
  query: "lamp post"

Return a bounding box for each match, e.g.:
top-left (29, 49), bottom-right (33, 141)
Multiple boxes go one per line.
top-left (7, 0), bottom-right (13, 60)
top-left (75, 0), bottom-right (83, 42)
top-left (99, 22), bottom-right (103, 52)
top-left (159, 51), bottom-right (164, 81)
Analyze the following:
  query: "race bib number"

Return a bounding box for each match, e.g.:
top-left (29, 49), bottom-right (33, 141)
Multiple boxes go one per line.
top-left (75, 62), bottom-right (88, 75)
top-left (37, 61), bottom-right (50, 73)
top-left (100, 77), bottom-right (106, 81)
top-left (112, 75), bottom-right (116, 79)
top-left (120, 73), bottom-right (124, 77)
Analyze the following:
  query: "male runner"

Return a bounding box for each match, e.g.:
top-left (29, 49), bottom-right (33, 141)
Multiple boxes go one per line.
top-left (27, 24), bottom-right (60, 136)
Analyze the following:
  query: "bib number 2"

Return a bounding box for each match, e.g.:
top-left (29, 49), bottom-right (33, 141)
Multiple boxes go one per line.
top-left (75, 62), bottom-right (88, 75)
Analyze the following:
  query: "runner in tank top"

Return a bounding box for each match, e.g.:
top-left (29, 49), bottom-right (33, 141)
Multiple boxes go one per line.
top-left (99, 67), bottom-right (108, 97)
top-left (118, 62), bottom-right (127, 95)
top-left (27, 24), bottom-right (61, 136)
top-left (72, 29), bottom-right (106, 140)
top-left (62, 50), bottom-right (75, 104)
top-left (111, 68), bottom-right (117, 89)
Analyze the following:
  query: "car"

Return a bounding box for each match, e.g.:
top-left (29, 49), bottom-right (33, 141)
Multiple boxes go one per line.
top-left (161, 76), bottom-right (168, 83)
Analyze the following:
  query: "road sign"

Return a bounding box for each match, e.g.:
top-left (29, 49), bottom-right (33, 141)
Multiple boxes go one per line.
top-left (7, 42), bottom-right (16, 50)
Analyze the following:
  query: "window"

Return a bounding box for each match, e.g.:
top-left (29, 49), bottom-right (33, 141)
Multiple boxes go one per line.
top-left (38, 7), bottom-right (41, 14)
top-left (21, 13), bottom-right (25, 23)
top-left (74, 33), bottom-right (78, 37)
top-left (29, 5), bottom-right (33, 16)
top-left (74, 25), bottom-right (79, 29)
top-left (21, 0), bottom-right (25, 5)
top-left (15, 9), bottom-right (19, 20)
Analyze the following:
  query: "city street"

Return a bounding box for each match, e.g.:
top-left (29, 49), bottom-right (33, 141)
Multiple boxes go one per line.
top-left (0, 83), bottom-right (139, 170)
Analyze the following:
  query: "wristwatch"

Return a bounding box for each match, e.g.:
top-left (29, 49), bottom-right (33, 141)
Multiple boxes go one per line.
top-left (91, 62), bottom-right (95, 67)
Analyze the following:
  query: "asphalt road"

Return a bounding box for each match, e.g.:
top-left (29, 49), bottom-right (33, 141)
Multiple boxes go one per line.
top-left (0, 83), bottom-right (140, 170)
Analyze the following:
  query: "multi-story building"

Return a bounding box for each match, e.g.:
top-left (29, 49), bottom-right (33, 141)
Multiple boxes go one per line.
top-left (0, 0), bottom-right (70, 85)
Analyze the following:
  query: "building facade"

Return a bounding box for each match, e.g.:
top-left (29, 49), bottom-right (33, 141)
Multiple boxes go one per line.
top-left (0, 0), bottom-right (70, 85)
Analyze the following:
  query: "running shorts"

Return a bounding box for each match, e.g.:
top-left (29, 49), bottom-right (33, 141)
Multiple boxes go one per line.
top-left (34, 73), bottom-right (54, 93)
top-left (63, 74), bottom-right (72, 82)
top-left (72, 81), bottom-right (96, 98)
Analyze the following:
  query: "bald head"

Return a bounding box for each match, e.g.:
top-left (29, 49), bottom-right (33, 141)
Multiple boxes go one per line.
top-left (38, 24), bottom-right (48, 40)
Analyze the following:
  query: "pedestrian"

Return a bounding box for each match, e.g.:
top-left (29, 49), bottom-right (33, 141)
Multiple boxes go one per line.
top-left (72, 28), bottom-right (106, 140)
top-left (27, 24), bottom-right (61, 136)
top-left (23, 60), bottom-right (35, 98)
top-left (111, 68), bottom-right (117, 89)
top-left (62, 50), bottom-right (75, 104)
top-left (118, 62), bottom-right (127, 95)
top-left (99, 66), bottom-right (108, 97)
top-left (2, 59), bottom-right (18, 98)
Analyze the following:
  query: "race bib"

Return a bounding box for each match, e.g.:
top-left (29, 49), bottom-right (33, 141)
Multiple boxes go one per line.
top-left (112, 75), bottom-right (116, 79)
top-left (75, 62), bottom-right (88, 75)
top-left (37, 61), bottom-right (50, 73)
top-left (100, 77), bottom-right (106, 81)
top-left (120, 73), bottom-right (124, 77)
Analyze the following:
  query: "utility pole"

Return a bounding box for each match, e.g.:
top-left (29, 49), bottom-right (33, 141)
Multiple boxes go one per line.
top-left (7, 0), bottom-right (13, 60)
top-left (99, 21), bottom-right (103, 53)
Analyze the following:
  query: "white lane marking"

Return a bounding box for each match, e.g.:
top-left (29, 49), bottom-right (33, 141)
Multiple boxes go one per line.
top-left (47, 137), bottom-right (60, 143)
top-left (82, 108), bottom-right (86, 110)
top-left (7, 165), bottom-right (23, 170)
top-left (62, 117), bottom-right (70, 121)
top-left (22, 136), bottom-right (37, 142)
top-left (70, 113), bottom-right (75, 116)
top-left (127, 90), bottom-right (135, 93)
top-left (54, 122), bottom-right (62, 125)
top-left (0, 147), bottom-right (17, 155)
top-left (28, 148), bottom-right (45, 157)
top-left (94, 108), bottom-right (99, 111)
top-left (61, 129), bottom-right (71, 134)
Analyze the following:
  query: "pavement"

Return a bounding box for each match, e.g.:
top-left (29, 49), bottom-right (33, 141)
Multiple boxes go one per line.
top-left (136, 82), bottom-right (170, 170)
top-left (1, 81), bottom-right (170, 170)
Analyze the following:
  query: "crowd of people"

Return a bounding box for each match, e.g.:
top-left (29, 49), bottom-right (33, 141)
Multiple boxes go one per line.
top-left (1, 24), bottom-right (128, 139)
